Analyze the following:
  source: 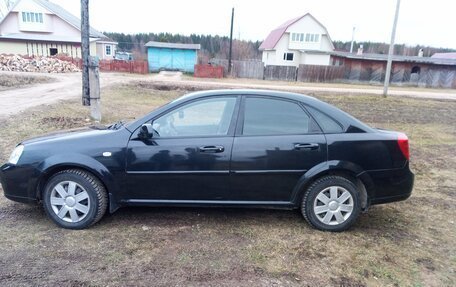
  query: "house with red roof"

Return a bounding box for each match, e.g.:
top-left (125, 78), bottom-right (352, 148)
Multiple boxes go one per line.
top-left (259, 13), bottom-right (334, 67)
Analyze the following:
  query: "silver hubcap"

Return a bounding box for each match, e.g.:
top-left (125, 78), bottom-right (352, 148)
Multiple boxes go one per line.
top-left (313, 186), bottom-right (354, 226)
top-left (50, 181), bottom-right (90, 223)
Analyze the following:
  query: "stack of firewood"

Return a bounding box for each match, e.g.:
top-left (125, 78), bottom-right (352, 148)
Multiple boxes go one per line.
top-left (0, 54), bottom-right (80, 73)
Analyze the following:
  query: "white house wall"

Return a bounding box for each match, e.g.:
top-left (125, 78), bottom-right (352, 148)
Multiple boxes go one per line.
top-left (0, 12), bottom-right (81, 39)
top-left (0, 12), bottom-right (20, 34)
top-left (96, 42), bottom-right (115, 60)
top-left (300, 53), bottom-right (331, 65)
top-left (261, 14), bottom-right (333, 67)
top-left (11, 0), bottom-right (53, 32)
top-left (286, 16), bottom-right (332, 52)
top-left (50, 15), bottom-right (81, 38)
top-left (264, 33), bottom-right (301, 66)
top-left (12, 0), bottom-right (49, 13)
top-left (319, 35), bottom-right (333, 51)
top-left (0, 0), bottom-right (116, 59)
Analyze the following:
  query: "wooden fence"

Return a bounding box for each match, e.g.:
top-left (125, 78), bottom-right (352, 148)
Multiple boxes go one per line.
top-left (343, 61), bottom-right (456, 88)
top-left (264, 65), bottom-right (297, 81)
top-left (209, 59), bottom-right (264, 79)
top-left (297, 65), bottom-right (345, 82)
top-left (205, 58), bottom-right (456, 88)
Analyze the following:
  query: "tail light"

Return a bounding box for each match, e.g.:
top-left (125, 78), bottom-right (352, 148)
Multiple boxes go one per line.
top-left (397, 133), bottom-right (410, 160)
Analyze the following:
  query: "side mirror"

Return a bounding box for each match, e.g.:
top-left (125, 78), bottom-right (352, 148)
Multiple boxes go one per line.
top-left (138, 124), bottom-right (154, 140)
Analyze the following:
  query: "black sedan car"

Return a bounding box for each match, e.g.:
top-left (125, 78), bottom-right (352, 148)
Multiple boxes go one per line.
top-left (0, 90), bottom-right (413, 231)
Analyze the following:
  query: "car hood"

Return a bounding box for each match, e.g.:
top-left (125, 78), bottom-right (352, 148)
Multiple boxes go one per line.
top-left (22, 126), bottom-right (113, 145)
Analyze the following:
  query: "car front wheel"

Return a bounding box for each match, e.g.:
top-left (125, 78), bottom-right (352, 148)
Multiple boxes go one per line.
top-left (301, 175), bottom-right (361, 232)
top-left (42, 169), bottom-right (108, 229)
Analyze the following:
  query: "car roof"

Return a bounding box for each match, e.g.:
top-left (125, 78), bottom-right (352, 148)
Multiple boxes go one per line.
top-left (172, 89), bottom-right (322, 105)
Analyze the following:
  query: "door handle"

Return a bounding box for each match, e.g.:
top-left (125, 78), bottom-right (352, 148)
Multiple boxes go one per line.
top-left (199, 145), bottom-right (225, 153)
top-left (294, 143), bottom-right (319, 150)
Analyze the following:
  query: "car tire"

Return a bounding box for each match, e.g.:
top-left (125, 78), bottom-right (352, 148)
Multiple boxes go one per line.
top-left (42, 169), bottom-right (108, 229)
top-left (301, 175), bottom-right (361, 232)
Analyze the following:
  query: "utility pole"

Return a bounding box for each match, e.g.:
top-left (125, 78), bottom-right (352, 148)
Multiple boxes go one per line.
top-left (228, 7), bottom-right (234, 75)
top-left (81, 0), bottom-right (90, 106)
top-left (383, 0), bottom-right (401, 97)
top-left (81, 0), bottom-right (101, 121)
top-left (349, 26), bottom-right (356, 53)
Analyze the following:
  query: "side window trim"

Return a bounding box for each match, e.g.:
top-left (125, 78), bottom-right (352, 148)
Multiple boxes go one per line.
top-left (144, 95), bottom-right (241, 139)
top-left (235, 95), bottom-right (322, 137)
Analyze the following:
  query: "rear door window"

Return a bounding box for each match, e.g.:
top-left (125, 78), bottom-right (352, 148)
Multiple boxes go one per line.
top-left (242, 97), bottom-right (311, 135)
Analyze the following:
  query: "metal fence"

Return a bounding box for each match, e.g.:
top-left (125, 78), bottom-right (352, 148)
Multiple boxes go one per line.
top-left (99, 60), bottom-right (148, 74)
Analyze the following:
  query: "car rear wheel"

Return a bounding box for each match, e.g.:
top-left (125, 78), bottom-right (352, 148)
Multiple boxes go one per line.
top-left (42, 169), bottom-right (107, 229)
top-left (301, 175), bottom-right (361, 232)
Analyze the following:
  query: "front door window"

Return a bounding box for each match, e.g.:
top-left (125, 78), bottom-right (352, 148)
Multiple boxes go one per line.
top-left (153, 97), bottom-right (236, 138)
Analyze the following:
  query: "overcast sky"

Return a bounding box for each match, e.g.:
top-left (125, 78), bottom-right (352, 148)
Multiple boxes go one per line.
top-left (54, 0), bottom-right (455, 49)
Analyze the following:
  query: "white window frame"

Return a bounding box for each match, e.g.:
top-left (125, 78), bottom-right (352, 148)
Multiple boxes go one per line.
top-left (291, 32), bottom-right (321, 43)
top-left (21, 12), bottom-right (44, 23)
top-left (105, 45), bottom-right (112, 56)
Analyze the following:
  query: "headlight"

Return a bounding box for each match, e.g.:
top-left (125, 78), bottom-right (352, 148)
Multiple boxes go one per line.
top-left (8, 144), bottom-right (24, 165)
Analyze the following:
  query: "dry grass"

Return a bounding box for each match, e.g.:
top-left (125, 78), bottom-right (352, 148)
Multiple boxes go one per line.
top-left (0, 73), bottom-right (53, 91)
top-left (0, 83), bottom-right (455, 286)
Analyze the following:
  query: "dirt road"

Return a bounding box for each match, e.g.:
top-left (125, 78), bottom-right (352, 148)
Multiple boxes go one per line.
top-left (0, 72), bottom-right (140, 118)
top-left (1, 71), bottom-right (455, 118)
top-left (182, 78), bottom-right (456, 101)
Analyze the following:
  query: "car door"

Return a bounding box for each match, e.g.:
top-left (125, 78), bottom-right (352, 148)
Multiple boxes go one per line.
top-left (125, 96), bottom-right (239, 201)
top-left (230, 96), bottom-right (327, 202)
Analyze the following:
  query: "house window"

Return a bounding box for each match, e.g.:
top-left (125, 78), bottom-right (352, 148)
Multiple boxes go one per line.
top-left (291, 33), bottom-right (320, 43)
top-left (49, 48), bottom-right (58, 56)
top-left (283, 52), bottom-right (294, 61)
top-left (22, 12), bottom-right (43, 23)
top-left (105, 45), bottom-right (112, 56)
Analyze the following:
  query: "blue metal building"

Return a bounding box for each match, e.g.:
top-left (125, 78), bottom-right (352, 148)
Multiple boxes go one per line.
top-left (145, 41), bottom-right (201, 73)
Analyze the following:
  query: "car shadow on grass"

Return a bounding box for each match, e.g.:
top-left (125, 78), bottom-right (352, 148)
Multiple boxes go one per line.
top-left (1, 199), bottom-right (414, 240)
top-left (101, 204), bottom-right (413, 235)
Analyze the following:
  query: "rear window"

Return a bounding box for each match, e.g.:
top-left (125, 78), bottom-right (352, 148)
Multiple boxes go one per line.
top-left (306, 106), bottom-right (344, 133)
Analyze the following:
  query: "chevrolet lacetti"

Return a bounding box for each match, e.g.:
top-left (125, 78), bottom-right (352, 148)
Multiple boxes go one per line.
top-left (0, 90), bottom-right (414, 231)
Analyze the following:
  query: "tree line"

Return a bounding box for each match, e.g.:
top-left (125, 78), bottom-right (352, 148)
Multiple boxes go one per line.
top-left (104, 32), bottom-right (455, 61)
top-left (103, 32), bottom-right (262, 62)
